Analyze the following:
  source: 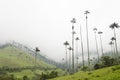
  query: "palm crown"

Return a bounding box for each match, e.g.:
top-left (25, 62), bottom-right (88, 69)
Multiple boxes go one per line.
top-left (93, 28), bottom-right (97, 31)
top-left (111, 37), bottom-right (116, 41)
top-left (35, 47), bottom-right (40, 52)
top-left (64, 41), bottom-right (69, 46)
top-left (109, 41), bottom-right (114, 45)
top-left (98, 31), bottom-right (103, 34)
top-left (75, 37), bottom-right (79, 40)
top-left (109, 22), bottom-right (120, 29)
top-left (71, 18), bottom-right (76, 23)
top-left (68, 47), bottom-right (72, 50)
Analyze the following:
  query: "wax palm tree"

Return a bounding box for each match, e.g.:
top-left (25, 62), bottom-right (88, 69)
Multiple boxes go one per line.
top-left (84, 10), bottom-right (90, 71)
top-left (79, 26), bottom-right (85, 68)
top-left (35, 47), bottom-right (40, 67)
top-left (111, 37), bottom-right (117, 59)
top-left (64, 41), bottom-right (69, 70)
top-left (62, 58), bottom-right (65, 69)
top-left (68, 46), bottom-right (72, 73)
top-left (75, 37), bottom-right (79, 72)
top-left (93, 28), bottom-right (99, 62)
top-left (109, 22), bottom-right (120, 63)
top-left (71, 18), bottom-right (76, 73)
top-left (98, 31), bottom-right (104, 56)
top-left (109, 41), bottom-right (114, 58)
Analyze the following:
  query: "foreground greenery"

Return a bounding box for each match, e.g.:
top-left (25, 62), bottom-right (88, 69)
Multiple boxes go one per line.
top-left (50, 65), bottom-right (120, 80)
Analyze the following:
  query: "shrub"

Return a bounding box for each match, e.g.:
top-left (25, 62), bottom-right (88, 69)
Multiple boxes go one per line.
top-left (101, 56), bottom-right (115, 67)
top-left (23, 75), bottom-right (29, 80)
top-left (88, 72), bottom-right (92, 75)
top-left (81, 66), bottom-right (88, 71)
top-left (94, 63), bottom-right (105, 69)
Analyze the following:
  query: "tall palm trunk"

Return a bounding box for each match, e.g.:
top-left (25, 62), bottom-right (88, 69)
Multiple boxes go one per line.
top-left (75, 37), bottom-right (79, 72)
top-left (71, 18), bottom-right (76, 73)
top-left (113, 28), bottom-right (119, 63)
top-left (110, 43), bottom-right (114, 58)
top-left (94, 31), bottom-right (99, 62)
top-left (65, 45), bottom-right (68, 70)
top-left (99, 34), bottom-right (104, 56)
top-left (69, 48), bottom-right (71, 73)
top-left (35, 52), bottom-right (37, 67)
top-left (72, 31), bottom-right (75, 72)
top-left (111, 45), bottom-right (114, 58)
top-left (80, 26), bottom-right (84, 68)
top-left (34, 47), bottom-right (40, 68)
top-left (113, 43), bottom-right (117, 59)
top-left (85, 14), bottom-right (90, 71)
top-left (64, 41), bottom-right (69, 70)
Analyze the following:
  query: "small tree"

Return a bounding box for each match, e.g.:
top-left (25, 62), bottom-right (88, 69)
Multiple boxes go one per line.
top-left (101, 56), bottom-right (115, 67)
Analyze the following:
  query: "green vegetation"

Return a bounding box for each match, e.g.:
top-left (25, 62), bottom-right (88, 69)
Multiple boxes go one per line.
top-left (50, 65), bottom-right (120, 80)
top-left (1, 44), bottom-right (120, 80)
top-left (0, 45), bottom-right (67, 79)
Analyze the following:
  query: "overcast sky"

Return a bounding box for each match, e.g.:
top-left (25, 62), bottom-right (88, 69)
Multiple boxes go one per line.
top-left (0, 0), bottom-right (120, 62)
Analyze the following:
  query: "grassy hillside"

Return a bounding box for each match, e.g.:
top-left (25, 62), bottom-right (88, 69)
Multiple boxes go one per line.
top-left (0, 44), bottom-right (68, 80)
top-left (0, 45), bottom-right (54, 68)
top-left (50, 65), bottom-right (120, 80)
top-left (0, 45), bottom-right (67, 79)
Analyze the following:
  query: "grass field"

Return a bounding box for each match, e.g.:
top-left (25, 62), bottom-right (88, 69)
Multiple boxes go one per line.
top-left (50, 65), bottom-right (120, 80)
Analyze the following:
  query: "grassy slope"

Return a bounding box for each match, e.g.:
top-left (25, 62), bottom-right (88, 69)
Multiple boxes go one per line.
top-left (0, 46), bottom-right (58, 79)
top-left (0, 46), bottom-right (54, 68)
top-left (50, 65), bottom-right (120, 80)
top-left (0, 46), bottom-right (67, 79)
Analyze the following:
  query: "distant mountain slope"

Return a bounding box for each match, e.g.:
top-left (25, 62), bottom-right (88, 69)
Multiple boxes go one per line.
top-left (0, 45), bottom-right (54, 69)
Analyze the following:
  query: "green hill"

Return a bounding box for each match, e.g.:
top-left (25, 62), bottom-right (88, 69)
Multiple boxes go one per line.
top-left (0, 44), bottom-right (67, 79)
top-left (50, 65), bottom-right (120, 80)
top-left (0, 45), bottom-right (54, 69)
